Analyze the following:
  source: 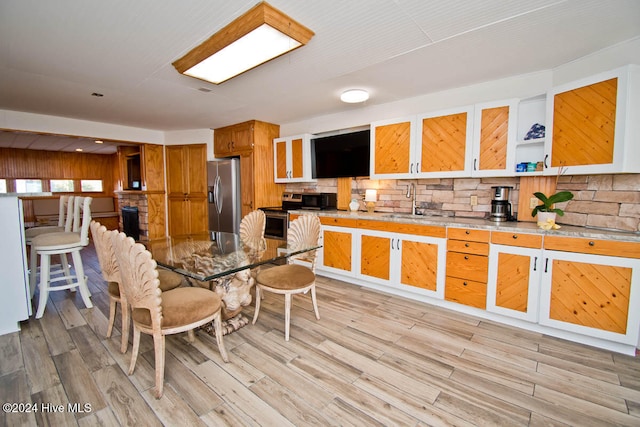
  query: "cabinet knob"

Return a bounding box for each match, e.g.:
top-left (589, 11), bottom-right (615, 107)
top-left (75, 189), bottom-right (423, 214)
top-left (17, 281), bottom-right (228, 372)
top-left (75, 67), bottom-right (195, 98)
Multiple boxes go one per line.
top-left (465, 243), bottom-right (470, 247)
top-left (463, 282), bottom-right (468, 286)
top-left (465, 230), bottom-right (470, 235)
top-left (512, 234), bottom-right (518, 239)
top-left (589, 241), bottom-right (595, 246)
top-left (464, 256), bottom-right (469, 260)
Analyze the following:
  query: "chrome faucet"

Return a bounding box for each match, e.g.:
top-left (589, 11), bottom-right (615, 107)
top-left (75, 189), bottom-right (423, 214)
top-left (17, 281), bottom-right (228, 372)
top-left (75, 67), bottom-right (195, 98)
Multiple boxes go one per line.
top-left (406, 183), bottom-right (417, 215)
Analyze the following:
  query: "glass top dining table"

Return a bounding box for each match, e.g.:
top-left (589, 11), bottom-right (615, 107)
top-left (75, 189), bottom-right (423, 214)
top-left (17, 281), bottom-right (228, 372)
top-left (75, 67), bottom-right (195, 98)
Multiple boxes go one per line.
top-left (144, 231), bottom-right (321, 282)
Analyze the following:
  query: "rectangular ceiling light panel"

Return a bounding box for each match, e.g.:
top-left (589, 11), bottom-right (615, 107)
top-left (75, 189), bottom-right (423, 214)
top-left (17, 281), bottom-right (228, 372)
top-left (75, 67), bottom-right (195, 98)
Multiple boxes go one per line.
top-left (173, 2), bottom-right (314, 84)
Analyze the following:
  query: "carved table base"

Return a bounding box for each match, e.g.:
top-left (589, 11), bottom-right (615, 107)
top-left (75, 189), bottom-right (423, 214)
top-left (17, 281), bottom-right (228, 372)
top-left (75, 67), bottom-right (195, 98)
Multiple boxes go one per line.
top-left (200, 313), bottom-right (250, 336)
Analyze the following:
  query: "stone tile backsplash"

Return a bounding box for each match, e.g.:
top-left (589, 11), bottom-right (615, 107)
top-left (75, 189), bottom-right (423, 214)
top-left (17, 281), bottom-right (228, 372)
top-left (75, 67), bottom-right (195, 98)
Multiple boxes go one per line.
top-left (286, 173), bottom-right (640, 232)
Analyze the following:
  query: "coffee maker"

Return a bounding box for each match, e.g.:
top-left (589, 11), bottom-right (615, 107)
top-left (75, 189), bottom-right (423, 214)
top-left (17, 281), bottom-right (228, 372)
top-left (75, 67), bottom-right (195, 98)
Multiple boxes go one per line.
top-left (490, 186), bottom-right (513, 222)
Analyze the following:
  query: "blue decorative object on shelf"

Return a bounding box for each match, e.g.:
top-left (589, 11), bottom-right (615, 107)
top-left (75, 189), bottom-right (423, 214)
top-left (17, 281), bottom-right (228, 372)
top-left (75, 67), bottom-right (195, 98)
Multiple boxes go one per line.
top-left (524, 123), bottom-right (545, 140)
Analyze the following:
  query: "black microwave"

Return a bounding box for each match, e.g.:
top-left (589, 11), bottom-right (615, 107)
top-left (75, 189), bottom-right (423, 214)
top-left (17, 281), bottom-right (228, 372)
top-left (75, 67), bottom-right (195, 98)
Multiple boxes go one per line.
top-left (301, 193), bottom-right (337, 210)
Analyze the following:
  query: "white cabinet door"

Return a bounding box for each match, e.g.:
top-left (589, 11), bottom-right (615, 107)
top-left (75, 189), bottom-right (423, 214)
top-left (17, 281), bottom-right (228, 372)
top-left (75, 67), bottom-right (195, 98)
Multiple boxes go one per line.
top-left (487, 244), bottom-right (541, 322)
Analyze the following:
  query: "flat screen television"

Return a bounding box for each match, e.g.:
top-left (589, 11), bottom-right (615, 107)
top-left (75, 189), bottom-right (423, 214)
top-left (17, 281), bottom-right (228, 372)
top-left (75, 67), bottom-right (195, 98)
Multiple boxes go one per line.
top-left (311, 129), bottom-right (370, 178)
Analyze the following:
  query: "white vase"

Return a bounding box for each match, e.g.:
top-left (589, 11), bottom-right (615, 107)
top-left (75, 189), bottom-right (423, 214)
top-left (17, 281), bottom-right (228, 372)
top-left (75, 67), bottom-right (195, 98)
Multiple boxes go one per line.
top-left (349, 199), bottom-right (360, 212)
top-left (536, 212), bottom-right (557, 227)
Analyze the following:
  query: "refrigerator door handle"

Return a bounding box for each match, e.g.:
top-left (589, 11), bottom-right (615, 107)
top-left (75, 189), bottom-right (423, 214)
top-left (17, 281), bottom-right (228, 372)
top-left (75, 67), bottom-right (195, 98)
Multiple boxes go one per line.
top-left (214, 175), bottom-right (223, 214)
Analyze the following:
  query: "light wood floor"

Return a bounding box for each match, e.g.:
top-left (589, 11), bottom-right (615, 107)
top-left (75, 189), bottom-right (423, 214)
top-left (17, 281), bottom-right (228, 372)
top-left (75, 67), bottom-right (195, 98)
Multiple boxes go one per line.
top-left (2, 244), bottom-right (640, 426)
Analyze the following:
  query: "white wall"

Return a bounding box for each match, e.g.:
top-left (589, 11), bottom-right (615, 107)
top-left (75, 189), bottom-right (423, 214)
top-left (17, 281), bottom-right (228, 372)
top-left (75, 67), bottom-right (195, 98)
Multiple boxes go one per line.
top-left (0, 109), bottom-right (164, 144)
top-left (279, 37), bottom-right (640, 136)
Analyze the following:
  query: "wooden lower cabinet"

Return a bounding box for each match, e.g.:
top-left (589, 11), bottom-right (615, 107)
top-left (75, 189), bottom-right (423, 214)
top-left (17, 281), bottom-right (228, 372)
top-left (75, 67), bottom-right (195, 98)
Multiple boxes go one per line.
top-left (167, 197), bottom-right (207, 236)
top-left (313, 216), bottom-right (640, 353)
top-left (360, 234), bottom-right (391, 280)
top-left (400, 240), bottom-right (439, 291)
top-left (445, 227), bottom-right (489, 309)
top-left (540, 247), bottom-right (640, 345)
top-left (444, 277), bottom-right (487, 309)
top-left (487, 231), bottom-right (543, 322)
top-left (321, 227), bottom-right (354, 274)
top-left (358, 226), bottom-right (445, 296)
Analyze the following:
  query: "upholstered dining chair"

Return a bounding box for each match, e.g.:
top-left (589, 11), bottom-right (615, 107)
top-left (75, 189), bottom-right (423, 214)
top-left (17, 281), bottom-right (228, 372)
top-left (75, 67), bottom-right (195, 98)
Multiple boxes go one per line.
top-left (111, 231), bottom-right (229, 399)
top-left (30, 196), bottom-right (93, 318)
top-left (90, 221), bottom-right (184, 353)
top-left (252, 214), bottom-right (321, 341)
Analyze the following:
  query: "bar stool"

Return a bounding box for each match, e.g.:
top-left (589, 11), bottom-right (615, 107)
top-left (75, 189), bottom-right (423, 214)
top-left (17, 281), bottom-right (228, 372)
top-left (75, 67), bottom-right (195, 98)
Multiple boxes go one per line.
top-left (27, 196), bottom-right (75, 297)
top-left (25, 195), bottom-right (74, 242)
top-left (31, 197), bottom-right (93, 318)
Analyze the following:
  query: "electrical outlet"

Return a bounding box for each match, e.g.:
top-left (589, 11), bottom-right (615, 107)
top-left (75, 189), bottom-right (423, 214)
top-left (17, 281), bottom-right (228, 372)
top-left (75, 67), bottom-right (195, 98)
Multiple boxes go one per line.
top-left (529, 197), bottom-right (539, 209)
top-left (470, 195), bottom-right (478, 206)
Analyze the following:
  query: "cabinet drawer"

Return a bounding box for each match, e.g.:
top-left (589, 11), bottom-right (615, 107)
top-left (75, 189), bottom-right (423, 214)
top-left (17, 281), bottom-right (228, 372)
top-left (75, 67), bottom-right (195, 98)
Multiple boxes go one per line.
top-left (319, 217), bottom-right (358, 228)
top-left (445, 252), bottom-right (488, 283)
top-left (544, 235), bottom-right (640, 259)
top-left (445, 276), bottom-right (487, 309)
top-left (448, 227), bottom-right (490, 243)
top-left (357, 219), bottom-right (446, 238)
top-left (447, 240), bottom-right (489, 256)
top-left (491, 231), bottom-right (542, 249)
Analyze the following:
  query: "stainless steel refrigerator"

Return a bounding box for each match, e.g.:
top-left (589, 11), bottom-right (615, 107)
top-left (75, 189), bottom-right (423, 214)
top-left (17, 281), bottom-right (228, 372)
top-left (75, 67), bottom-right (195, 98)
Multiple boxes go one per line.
top-left (207, 158), bottom-right (241, 234)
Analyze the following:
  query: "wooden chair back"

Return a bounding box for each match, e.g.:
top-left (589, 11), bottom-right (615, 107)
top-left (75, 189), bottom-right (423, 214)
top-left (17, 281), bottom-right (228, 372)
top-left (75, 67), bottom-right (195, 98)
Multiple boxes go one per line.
top-left (239, 209), bottom-right (266, 252)
top-left (111, 231), bottom-right (163, 327)
top-left (90, 220), bottom-right (120, 283)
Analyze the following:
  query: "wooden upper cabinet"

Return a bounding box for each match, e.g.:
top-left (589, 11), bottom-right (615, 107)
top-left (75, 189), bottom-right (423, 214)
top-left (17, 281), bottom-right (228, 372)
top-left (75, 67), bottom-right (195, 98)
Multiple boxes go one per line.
top-left (117, 143), bottom-right (165, 192)
top-left (142, 144), bottom-right (166, 192)
top-left (416, 106), bottom-right (474, 178)
top-left (552, 78), bottom-right (617, 167)
top-left (420, 111), bottom-right (468, 174)
top-left (275, 139), bottom-right (287, 180)
top-left (545, 65), bottom-right (640, 174)
top-left (214, 121), bottom-right (254, 156)
top-left (471, 99), bottom-right (518, 177)
top-left (165, 144), bottom-right (207, 197)
top-left (273, 133), bottom-right (313, 183)
top-left (217, 120), bottom-right (283, 217)
top-left (370, 118), bottom-right (413, 178)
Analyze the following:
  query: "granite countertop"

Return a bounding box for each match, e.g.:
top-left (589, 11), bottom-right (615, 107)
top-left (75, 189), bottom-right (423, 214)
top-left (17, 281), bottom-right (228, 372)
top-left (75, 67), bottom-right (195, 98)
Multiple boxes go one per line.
top-left (291, 209), bottom-right (640, 243)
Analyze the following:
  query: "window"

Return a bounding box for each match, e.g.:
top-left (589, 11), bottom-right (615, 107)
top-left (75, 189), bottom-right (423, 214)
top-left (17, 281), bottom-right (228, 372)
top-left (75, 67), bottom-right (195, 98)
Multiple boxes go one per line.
top-left (50, 179), bottom-right (74, 192)
top-left (15, 179), bottom-right (43, 193)
top-left (81, 180), bottom-right (103, 192)
top-left (0, 179), bottom-right (6, 193)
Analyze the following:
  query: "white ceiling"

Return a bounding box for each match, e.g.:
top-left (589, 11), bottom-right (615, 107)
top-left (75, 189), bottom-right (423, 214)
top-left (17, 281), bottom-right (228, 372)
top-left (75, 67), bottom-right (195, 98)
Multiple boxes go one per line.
top-left (1, 0), bottom-right (639, 154)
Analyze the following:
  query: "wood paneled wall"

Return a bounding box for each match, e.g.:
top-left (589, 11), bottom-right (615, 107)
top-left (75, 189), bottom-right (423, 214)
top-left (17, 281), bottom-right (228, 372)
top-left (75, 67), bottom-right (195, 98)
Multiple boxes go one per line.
top-left (0, 147), bottom-right (119, 225)
top-left (0, 147), bottom-right (118, 182)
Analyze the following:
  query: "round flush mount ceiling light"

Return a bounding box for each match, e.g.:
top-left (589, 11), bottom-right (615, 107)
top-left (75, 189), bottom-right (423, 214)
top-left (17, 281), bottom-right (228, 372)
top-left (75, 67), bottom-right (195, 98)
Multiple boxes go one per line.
top-left (340, 89), bottom-right (369, 103)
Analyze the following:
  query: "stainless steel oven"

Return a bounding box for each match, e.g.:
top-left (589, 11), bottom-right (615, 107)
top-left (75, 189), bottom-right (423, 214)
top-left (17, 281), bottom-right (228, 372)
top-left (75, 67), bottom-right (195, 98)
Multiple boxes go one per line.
top-left (262, 209), bottom-right (288, 240)
top-left (259, 192), bottom-right (301, 241)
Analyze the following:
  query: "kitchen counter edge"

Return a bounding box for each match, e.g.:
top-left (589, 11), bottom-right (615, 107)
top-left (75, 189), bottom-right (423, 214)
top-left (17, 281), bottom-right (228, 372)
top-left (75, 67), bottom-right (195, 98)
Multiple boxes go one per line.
top-left (289, 210), bottom-right (640, 242)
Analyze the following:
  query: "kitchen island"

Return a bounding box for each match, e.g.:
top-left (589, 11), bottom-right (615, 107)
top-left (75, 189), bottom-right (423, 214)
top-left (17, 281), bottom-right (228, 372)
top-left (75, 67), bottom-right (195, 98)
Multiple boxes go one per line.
top-left (291, 209), bottom-right (640, 355)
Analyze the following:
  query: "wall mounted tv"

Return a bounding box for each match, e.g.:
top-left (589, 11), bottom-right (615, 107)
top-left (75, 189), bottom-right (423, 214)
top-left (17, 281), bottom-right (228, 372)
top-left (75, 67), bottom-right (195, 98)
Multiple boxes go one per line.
top-left (310, 129), bottom-right (370, 178)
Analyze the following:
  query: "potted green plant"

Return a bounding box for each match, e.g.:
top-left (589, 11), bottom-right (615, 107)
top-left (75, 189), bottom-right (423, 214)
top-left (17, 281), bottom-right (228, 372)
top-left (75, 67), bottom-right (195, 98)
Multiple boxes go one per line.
top-left (531, 190), bottom-right (574, 228)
